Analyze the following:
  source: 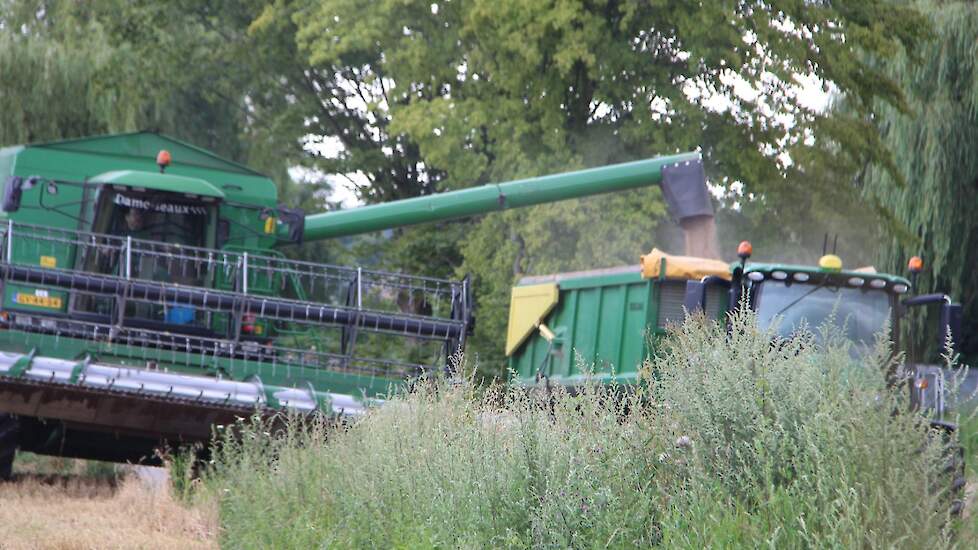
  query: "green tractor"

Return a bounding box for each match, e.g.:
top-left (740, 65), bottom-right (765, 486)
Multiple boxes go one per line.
top-left (508, 243), bottom-right (964, 411)
top-left (507, 240), bottom-right (969, 512)
top-left (0, 132), bottom-right (714, 475)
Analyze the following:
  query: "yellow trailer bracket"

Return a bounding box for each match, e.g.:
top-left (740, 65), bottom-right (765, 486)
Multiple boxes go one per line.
top-left (505, 283), bottom-right (559, 356)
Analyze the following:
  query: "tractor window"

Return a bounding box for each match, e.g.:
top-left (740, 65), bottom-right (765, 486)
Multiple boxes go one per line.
top-left (755, 280), bottom-right (893, 350)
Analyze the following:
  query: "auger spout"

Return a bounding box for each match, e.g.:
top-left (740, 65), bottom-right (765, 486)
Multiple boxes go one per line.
top-left (301, 152), bottom-right (717, 257)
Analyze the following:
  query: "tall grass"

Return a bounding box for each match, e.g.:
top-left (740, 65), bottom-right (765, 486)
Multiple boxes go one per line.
top-left (200, 311), bottom-right (967, 548)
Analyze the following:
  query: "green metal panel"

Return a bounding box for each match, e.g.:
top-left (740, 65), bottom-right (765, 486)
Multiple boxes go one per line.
top-left (26, 132), bottom-right (262, 175)
top-left (510, 267), bottom-right (658, 386)
top-left (509, 265), bottom-right (734, 387)
top-left (7, 133), bottom-right (276, 206)
top-left (595, 284), bottom-right (624, 374)
top-left (91, 170), bottom-right (225, 198)
top-left (578, 288), bottom-right (601, 374)
top-left (302, 152), bottom-right (700, 241)
top-left (621, 282), bottom-right (652, 375)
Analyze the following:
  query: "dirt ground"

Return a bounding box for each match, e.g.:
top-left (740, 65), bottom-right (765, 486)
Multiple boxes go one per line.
top-left (0, 456), bottom-right (217, 550)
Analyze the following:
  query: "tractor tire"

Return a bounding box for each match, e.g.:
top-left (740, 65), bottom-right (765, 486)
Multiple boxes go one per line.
top-left (0, 414), bottom-right (19, 481)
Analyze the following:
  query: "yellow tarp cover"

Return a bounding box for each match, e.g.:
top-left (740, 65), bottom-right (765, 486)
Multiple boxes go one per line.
top-left (505, 283), bottom-right (559, 356)
top-left (640, 248), bottom-right (731, 281)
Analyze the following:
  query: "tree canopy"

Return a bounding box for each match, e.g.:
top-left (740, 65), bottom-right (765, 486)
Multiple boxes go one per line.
top-left (0, 1), bottom-right (245, 156)
top-left (0, 0), bottom-right (933, 375)
top-left (290, 0), bottom-right (928, 371)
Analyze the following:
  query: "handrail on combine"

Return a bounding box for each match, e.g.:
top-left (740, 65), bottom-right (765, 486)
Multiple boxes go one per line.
top-left (0, 221), bottom-right (471, 382)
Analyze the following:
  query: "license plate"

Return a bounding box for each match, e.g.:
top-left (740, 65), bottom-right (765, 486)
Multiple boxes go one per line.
top-left (15, 293), bottom-right (63, 308)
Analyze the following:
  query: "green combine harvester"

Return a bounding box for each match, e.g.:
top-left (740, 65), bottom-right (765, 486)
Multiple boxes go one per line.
top-left (0, 132), bottom-right (715, 475)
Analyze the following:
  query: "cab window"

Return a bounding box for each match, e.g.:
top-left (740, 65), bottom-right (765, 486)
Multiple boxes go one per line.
top-left (755, 279), bottom-right (894, 350)
top-left (94, 190), bottom-right (212, 247)
top-left (72, 188), bottom-right (216, 329)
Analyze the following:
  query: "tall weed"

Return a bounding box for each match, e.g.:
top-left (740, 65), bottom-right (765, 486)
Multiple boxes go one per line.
top-left (201, 311), bottom-right (965, 548)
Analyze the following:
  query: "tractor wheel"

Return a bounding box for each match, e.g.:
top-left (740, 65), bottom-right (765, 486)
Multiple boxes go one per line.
top-left (0, 414), bottom-right (19, 481)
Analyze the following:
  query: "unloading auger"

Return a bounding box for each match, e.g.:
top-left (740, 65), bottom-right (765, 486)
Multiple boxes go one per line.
top-left (0, 132), bottom-right (714, 472)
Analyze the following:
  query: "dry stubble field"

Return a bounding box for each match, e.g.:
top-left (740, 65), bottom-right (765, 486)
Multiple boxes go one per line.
top-left (0, 455), bottom-right (216, 550)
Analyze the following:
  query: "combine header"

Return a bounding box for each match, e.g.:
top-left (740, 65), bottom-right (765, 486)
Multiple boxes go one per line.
top-left (0, 132), bottom-right (713, 473)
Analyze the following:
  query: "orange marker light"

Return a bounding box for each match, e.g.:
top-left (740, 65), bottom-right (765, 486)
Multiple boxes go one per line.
top-left (737, 240), bottom-right (753, 259)
top-left (156, 150), bottom-right (172, 173)
top-left (908, 256), bottom-right (924, 274)
top-left (242, 313), bottom-right (256, 334)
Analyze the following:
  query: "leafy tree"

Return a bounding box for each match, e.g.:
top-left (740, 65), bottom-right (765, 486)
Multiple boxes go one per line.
top-left (862, 0), bottom-right (978, 361)
top-left (0, 1), bottom-right (266, 170)
top-left (0, 1), bottom-right (935, 377)
top-left (294, 0), bottom-right (929, 375)
top-left (0, 4), bottom-right (123, 144)
top-left (713, 157), bottom-right (887, 269)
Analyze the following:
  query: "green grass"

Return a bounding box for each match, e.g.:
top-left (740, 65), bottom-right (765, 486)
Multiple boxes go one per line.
top-left (197, 311), bottom-right (974, 548)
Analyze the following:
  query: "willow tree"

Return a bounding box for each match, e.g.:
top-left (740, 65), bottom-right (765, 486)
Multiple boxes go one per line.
top-left (863, 1), bottom-right (978, 360)
top-left (0, 33), bottom-right (115, 145)
top-left (0, 1), bottom-right (247, 156)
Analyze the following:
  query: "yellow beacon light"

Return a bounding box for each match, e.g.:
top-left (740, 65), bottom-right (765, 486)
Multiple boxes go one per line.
top-left (818, 254), bottom-right (843, 271)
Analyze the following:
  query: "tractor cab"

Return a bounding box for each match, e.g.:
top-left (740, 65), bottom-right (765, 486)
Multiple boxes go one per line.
top-left (683, 244), bottom-right (923, 353)
top-left (741, 256), bottom-right (908, 355)
top-left (684, 243), bottom-right (963, 415)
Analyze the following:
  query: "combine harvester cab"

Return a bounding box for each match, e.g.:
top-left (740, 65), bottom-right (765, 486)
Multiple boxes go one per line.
top-left (0, 132), bottom-right (714, 472)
